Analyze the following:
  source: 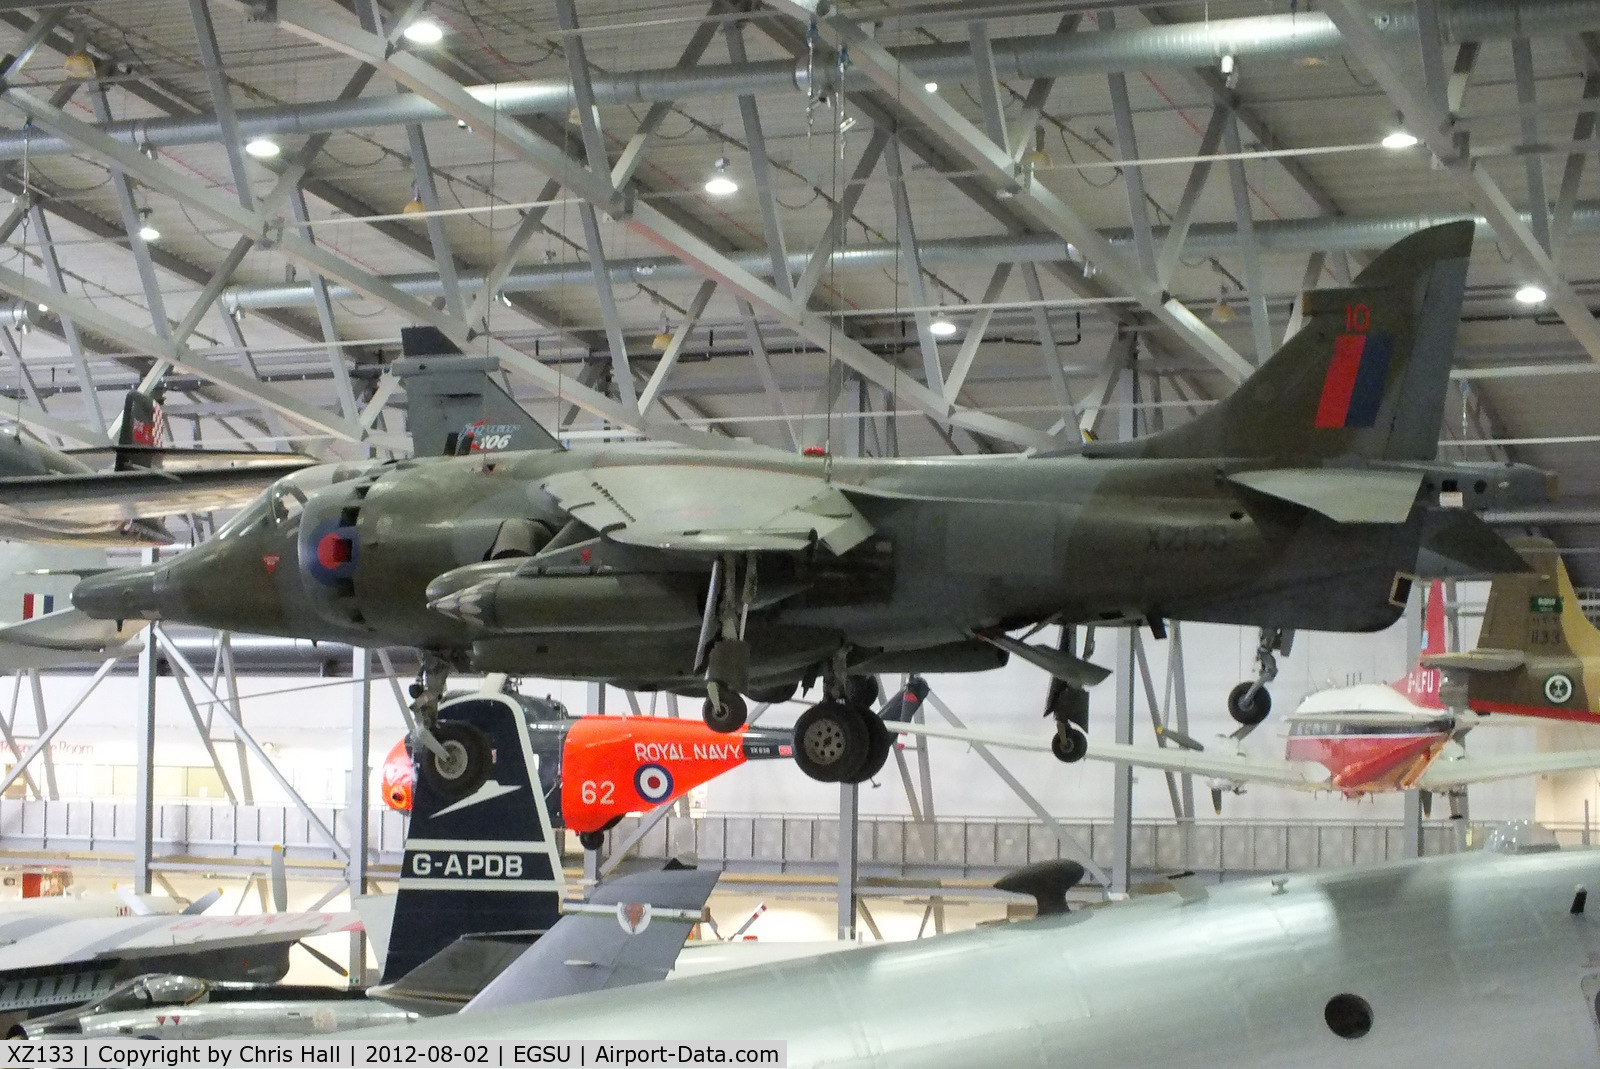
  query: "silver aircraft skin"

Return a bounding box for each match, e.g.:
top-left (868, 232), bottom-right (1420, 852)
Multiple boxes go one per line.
top-left (350, 846), bottom-right (1600, 1068)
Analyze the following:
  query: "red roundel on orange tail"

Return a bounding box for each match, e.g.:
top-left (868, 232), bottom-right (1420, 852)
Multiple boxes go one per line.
top-left (561, 717), bottom-right (749, 834)
top-left (380, 737), bottom-right (414, 812)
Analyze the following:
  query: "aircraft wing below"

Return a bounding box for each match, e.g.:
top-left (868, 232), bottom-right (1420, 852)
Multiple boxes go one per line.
top-left (0, 911), bottom-right (361, 973)
top-left (1416, 748), bottom-right (1600, 789)
top-left (887, 722), bottom-right (1329, 790)
top-left (0, 462), bottom-right (311, 526)
top-left (540, 464), bottom-right (874, 554)
top-left (0, 610), bottom-right (144, 672)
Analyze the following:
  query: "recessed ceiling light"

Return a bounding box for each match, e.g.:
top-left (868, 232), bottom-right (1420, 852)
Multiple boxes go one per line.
top-left (1515, 284), bottom-right (1548, 305)
top-left (244, 137), bottom-right (280, 159)
top-left (924, 81), bottom-right (938, 93)
top-left (704, 157), bottom-right (738, 196)
top-left (403, 19), bottom-right (443, 44)
top-left (930, 315), bottom-right (958, 337)
top-left (1381, 130), bottom-right (1419, 149)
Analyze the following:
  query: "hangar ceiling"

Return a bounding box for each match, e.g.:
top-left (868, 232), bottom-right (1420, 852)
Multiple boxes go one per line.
top-left (0, 0), bottom-right (1598, 571)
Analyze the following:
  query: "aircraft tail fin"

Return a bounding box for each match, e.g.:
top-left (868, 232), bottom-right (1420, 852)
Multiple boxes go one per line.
top-left (393, 329), bottom-right (561, 457)
top-left (381, 692), bottom-right (567, 984)
top-left (460, 862), bottom-right (719, 1015)
top-left (113, 392), bottom-right (166, 471)
top-left (1425, 538), bottom-right (1600, 718)
top-left (1122, 221), bottom-right (1473, 463)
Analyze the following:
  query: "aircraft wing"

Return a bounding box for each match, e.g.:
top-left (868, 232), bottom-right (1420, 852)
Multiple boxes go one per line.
top-left (887, 721), bottom-right (1329, 790)
top-left (1423, 648), bottom-right (1526, 672)
top-left (0, 609), bottom-right (144, 672)
top-left (0, 911), bottom-right (361, 972)
top-left (0, 462), bottom-right (311, 526)
top-left (540, 463), bottom-right (873, 554)
top-left (1416, 748), bottom-right (1600, 789)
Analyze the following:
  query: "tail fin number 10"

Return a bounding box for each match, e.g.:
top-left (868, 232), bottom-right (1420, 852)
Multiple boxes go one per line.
top-left (1346, 304), bottom-right (1370, 331)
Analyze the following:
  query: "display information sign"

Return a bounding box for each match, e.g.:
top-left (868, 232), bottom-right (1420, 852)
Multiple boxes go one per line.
top-left (1, 1041), bottom-right (787, 1068)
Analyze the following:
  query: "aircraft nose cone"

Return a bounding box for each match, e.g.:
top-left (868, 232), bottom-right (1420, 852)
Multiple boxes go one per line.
top-left (71, 566), bottom-right (162, 621)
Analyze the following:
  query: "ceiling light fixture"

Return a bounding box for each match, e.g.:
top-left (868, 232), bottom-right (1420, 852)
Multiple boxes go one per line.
top-left (403, 185), bottom-right (426, 214)
top-left (402, 19), bottom-right (443, 44)
top-left (1515, 284), bottom-right (1548, 305)
top-left (244, 137), bottom-right (280, 159)
top-left (924, 81), bottom-right (938, 93)
top-left (1381, 130), bottom-right (1419, 149)
top-left (63, 50), bottom-right (96, 80)
top-left (704, 157), bottom-right (738, 196)
top-left (930, 313), bottom-right (958, 337)
top-left (1210, 298), bottom-right (1235, 324)
top-left (138, 224), bottom-right (160, 242)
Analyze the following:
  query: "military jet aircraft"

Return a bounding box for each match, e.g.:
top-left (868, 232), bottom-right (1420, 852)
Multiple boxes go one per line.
top-left (0, 391), bottom-right (313, 545)
top-left (71, 223), bottom-right (1550, 799)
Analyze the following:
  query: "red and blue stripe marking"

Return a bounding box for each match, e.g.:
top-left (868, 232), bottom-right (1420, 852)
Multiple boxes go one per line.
top-left (1314, 333), bottom-right (1394, 429)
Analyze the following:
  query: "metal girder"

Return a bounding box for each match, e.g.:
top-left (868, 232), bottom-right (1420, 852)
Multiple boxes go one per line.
top-left (1511, 37), bottom-right (1553, 253)
top-left (1221, 112), bottom-right (1271, 362)
top-left (288, 188), bottom-right (361, 423)
top-left (0, 257), bottom-right (361, 441)
top-left (1323, 0), bottom-right (1600, 366)
top-left (0, 85), bottom-right (719, 448)
top-left (402, 124), bottom-right (466, 318)
top-left (969, 21), bottom-right (1011, 157)
top-left (1555, 34), bottom-right (1600, 264)
top-left (0, 328), bottom-right (103, 444)
top-left (1156, 106), bottom-right (1226, 287)
top-left (463, 177), bottom-right (559, 329)
top-left (1019, 262), bottom-right (1075, 426)
top-left (883, 137), bottom-right (946, 398)
top-left (576, 202), bottom-right (639, 411)
top-left (88, 84), bottom-right (171, 340)
top-left (639, 278), bottom-right (715, 414)
top-left (795, 128), bottom-right (888, 306)
top-left (944, 263), bottom-right (1012, 404)
top-left (187, 0), bottom-right (254, 213)
top-left (1101, 10), bottom-right (1157, 278)
top-left (735, 297), bottom-right (799, 452)
top-left (25, 203), bottom-right (105, 433)
top-left (1448, 42), bottom-right (1480, 114)
top-left (1008, 14), bottom-right (1081, 161)
top-left (612, 2), bottom-right (724, 188)
top-left (779, 5), bottom-right (1253, 384)
top-left (266, 0), bottom-right (1055, 449)
top-left (725, 19), bottom-right (793, 298)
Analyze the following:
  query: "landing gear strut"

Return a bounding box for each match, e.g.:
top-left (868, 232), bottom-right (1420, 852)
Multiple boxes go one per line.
top-left (1228, 627), bottom-right (1293, 728)
top-left (1046, 626), bottom-right (1091, 763)
top-left (791, 663), bottom-right (891, 784)
top-left (698, 554), bottom-right (753, 733)
top-left (406, 653), bottom-right (492, 802)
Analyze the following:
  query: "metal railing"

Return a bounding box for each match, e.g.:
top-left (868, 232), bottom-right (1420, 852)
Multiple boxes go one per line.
top-left (0, 801), bottom-right (1586, 883)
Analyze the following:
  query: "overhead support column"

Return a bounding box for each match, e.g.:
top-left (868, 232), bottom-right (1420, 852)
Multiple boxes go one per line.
top-left (776, 2), bottom-right (1254, 384)
top-left (1221, 112), bottom-right (1272, 363)
top-left (1323, 0), bottom-right (1600, 368)
top-left (838, 781), bottom-right (858, 941)
top-left (133, 593), bottom-right (158, 894)
top-left (348, 648), bottom-right (371, 984)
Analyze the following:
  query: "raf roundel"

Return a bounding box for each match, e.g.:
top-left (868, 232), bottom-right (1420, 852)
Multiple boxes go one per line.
top-left (1545, 673), bottom-right (1575, 704)
top-left (634, 763), bottom-right (674, 804)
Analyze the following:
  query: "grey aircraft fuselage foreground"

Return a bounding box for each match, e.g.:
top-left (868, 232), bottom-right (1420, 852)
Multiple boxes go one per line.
top-left (70, 223), bottom-right (1553, 790)
top-left (348, 845), bottom-right (1600, 1068)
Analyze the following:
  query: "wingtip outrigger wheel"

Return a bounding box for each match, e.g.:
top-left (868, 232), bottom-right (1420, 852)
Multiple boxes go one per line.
top-left (1228, 626), bottom-right (1291, 727)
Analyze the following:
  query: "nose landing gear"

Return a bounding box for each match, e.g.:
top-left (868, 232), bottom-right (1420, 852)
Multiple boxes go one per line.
top-left (698, 554), bottom-right (754, 733)
top-left (405, 653), bottom-right (493, 802)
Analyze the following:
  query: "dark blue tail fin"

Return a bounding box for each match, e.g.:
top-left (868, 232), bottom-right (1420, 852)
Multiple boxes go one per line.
top-left (382, 693), bottom-right (567, 983)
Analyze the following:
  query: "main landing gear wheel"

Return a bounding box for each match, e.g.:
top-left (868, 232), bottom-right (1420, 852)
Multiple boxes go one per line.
top-left (793, 702), bottom-right (872, 783)
top-left (578, 830), bottom-right (606, 851)
top-left (1051, 723), bottom-right (1088, 763)
top-left (702, 690), bottom-right (748, 733)
top-left (1227, 682), bottom-right (1271, 726)
top-left (416, 719), bottom-right (493, 802)
top-left (858, 708), bottom-right (892, 782)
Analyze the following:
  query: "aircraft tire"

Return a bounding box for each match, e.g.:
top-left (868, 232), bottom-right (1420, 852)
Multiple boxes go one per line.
top-left (417, 719), bottom-right (494, 802)
top-left (1226, 682), bottom-right (1272, 726)
top-left (842, 675), bottom-right (881, 709)
top-left (851, 709), bottom-right (893, 783)
top-left (747, 681), bottom-right (799, 705)
top-left (578, 830), bottom-right (606, 851)
top-left (793, 702), bottom-right (871, 783)
top-left (703, 692), bottom-right (748, 733)
top-left (1051, 724), bottom-right (1088, 763)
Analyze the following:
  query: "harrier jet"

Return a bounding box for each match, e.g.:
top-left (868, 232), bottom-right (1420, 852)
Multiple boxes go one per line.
top-left (72, 223), bottom-right (1549, 798)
